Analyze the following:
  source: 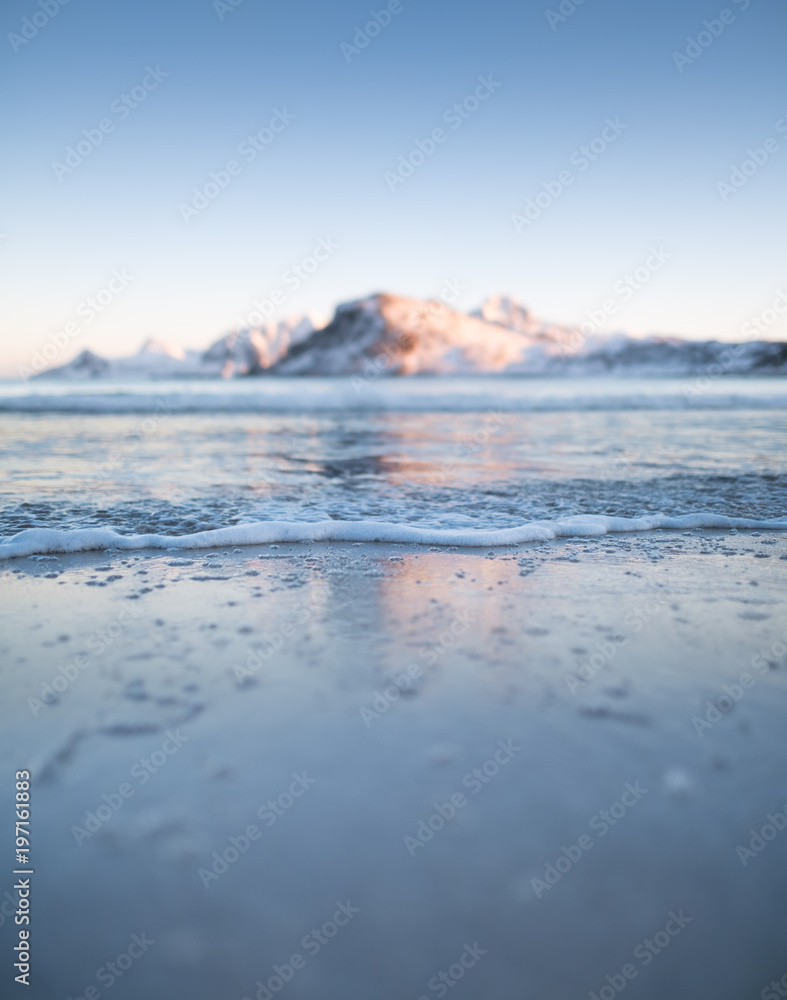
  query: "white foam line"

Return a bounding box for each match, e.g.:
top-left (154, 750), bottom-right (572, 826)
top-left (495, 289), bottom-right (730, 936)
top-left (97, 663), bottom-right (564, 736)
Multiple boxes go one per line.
top-left (2, 391), bottom-right (787, 414)
top-left (1, 514), bottom-right (786, 559)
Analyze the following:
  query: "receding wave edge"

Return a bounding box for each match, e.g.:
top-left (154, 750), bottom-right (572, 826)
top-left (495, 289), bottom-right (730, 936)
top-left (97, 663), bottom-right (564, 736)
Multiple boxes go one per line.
top-left (2, 513), bottom-right (786, 559)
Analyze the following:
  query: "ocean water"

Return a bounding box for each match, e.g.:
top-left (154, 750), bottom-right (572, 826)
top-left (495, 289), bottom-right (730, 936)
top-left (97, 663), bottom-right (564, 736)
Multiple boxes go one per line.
top-left (4, 377), bottom-right (787, 1000)
top-left (1, 376), bottom-right (786, 555)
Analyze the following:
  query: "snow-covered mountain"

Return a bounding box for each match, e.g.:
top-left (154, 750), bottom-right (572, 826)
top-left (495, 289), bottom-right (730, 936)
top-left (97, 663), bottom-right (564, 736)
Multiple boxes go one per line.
top-left (276, 294), bottom-right (787, 376)
top-left (36, 314), bottom-right (327, 380)
top-left (33, 293), bottom-right (787, 379)
top-left (552, 332), bottom-right (787, 376)
top-left (34, 340), bottom-right (209, 380)
top-left (273, 294), bottom-right (581, 375)
top-left (200, 313), bottom-right (326, 377)
top-left (472, 294), bottom-right (556, 340)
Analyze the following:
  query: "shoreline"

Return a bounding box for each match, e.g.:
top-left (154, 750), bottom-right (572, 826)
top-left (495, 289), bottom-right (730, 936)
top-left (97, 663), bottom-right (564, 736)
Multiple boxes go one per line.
top-left (2, 514), bottom-right (787, 560)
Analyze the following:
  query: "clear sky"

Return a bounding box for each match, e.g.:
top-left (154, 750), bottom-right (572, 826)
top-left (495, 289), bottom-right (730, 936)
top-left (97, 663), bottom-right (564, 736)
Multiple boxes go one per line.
top-left (1, 0), bottom-right (786, 374)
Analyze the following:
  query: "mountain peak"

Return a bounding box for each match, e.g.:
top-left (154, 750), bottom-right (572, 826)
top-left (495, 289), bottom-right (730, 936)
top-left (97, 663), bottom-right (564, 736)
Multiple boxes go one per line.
top-left (30, 292), bottom-right (787, 380)
top-left (137, 339), bottom-right (188, 360)
top-left (274, 292), bottom-right (547, 376)
top-left (472, 294), bottom-right (531, 331)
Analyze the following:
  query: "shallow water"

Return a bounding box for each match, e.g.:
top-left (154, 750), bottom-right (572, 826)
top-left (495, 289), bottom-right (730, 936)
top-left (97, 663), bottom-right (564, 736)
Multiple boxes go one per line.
top-left (3, 376), bottom-right (787, 1000)
top-left (0, 379), bottom-right (786, 546)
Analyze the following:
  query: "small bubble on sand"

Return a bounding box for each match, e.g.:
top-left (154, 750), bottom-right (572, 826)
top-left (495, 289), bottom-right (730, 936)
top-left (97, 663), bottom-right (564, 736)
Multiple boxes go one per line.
top-left (663, 768), bottom-right (694, 797)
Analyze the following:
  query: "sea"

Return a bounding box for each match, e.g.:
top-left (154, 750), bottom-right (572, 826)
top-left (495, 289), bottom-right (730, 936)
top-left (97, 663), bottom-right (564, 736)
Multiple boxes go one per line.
top-left (1, 375), bottom-right (786, 556)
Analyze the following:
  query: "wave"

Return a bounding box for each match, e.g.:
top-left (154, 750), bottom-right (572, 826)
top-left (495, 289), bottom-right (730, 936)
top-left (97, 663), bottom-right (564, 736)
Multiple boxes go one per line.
top-left (1, 379), bottom-right (787, 414)
top-left (2, 513), bottom-right (786, 559)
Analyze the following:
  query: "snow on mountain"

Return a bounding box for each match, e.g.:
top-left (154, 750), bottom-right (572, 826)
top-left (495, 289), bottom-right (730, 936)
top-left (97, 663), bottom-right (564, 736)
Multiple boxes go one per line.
top-left (471, 294), bottom-right (535, 335)
top-left (42, 349), bottom-right (113, 379)
top-left (277, 293), bottom-right (787, 377)
top-left (137, 339), bottom-right (188, 360)
top-left (472, 294), bottom-right (594, 356)
top-left (551, 333), bottom-right (787, 376)
top-left (35, 314), bottom-right (327, 380)
top-left (273, 294), bottom-right (551, 375)
top-left (203, 313), bottom-right (326, 377)
top-left (36, 344), bottom-right (207, 380)
top-left (32, 293), bottom-right (787, 379)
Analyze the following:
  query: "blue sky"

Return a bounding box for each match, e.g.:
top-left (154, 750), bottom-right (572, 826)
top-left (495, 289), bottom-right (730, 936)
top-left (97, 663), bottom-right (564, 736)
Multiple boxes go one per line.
top-left (1, 0), bottom-right (786, 373)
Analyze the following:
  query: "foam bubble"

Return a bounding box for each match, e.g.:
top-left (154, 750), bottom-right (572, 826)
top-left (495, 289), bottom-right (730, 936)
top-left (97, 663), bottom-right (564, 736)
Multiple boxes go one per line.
top-left (1, 513), bottom-right (785, 560)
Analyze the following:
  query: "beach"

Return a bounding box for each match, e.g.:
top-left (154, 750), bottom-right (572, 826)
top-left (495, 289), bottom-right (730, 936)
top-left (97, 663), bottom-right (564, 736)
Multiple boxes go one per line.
top-left (1, 378), bottom-right (786, 998)
top-left (2, 527), bottom-right (786, 998)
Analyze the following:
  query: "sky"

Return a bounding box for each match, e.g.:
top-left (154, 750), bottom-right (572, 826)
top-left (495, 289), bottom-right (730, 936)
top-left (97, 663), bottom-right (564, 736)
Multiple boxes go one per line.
top-left (1, 0), bottom-right (786, 374)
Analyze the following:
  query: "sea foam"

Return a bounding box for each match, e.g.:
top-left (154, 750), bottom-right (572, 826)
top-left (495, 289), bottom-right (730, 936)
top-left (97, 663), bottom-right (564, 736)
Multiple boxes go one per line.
top-left (1, 513), bottom-right (786, 559)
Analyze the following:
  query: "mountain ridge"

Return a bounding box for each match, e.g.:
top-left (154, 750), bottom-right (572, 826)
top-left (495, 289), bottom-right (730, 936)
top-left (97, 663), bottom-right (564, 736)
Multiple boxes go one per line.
top-left (33, 293), bottom-right (787, 379)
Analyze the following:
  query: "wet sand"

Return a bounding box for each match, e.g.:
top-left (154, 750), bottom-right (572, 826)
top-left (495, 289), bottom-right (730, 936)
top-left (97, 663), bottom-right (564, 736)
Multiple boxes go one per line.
top-left (1, 530), bottom-right (786, 999)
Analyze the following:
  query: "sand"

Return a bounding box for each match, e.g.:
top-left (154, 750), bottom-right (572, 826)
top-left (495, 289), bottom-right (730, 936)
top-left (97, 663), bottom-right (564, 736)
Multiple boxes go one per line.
top-left (1, 529), bottom-right (786, 999)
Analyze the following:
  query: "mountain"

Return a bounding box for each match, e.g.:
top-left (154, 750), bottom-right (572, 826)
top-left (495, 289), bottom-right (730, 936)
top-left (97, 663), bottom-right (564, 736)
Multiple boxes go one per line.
top-left (32, 293), bottom-right (787, 379)
top-left (201, 314), bottom-right (326, 377)
top-left (553, 332), bottom-right (787, 376)
top-left (275, 294), bottom-right (787, 377)
top-left (44, 349), bottom-right (113, 379)
top-left (273, 294), bottom-right (578, 375)
top-left (35, 314), bottom-right (326, 380)
top-left (36, 343), bottom-right (206, 380)
top-left (472, 293), bottom-right (533, 332)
